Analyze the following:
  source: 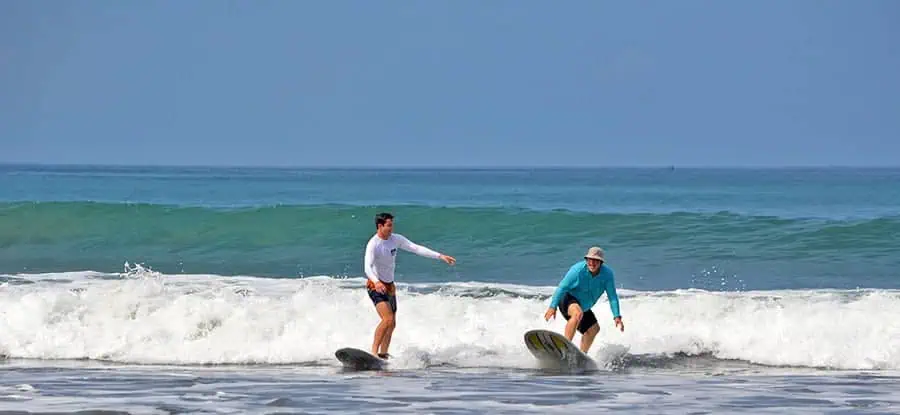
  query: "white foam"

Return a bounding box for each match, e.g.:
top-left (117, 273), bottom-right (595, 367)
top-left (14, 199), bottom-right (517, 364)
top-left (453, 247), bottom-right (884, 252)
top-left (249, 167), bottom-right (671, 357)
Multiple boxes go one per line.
top-left (1, 268), bottom-right (898, 370)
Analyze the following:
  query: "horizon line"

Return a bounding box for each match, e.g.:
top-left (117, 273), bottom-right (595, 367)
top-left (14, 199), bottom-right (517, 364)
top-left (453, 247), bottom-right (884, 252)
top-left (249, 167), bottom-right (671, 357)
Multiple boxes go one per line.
top-left (1, 161), bottom-right (899, 170)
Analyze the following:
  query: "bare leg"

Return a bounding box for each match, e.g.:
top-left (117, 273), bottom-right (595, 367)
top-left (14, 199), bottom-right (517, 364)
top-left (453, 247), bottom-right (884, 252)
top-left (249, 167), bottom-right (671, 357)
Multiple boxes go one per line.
top-left (580, 323), bottom-right (600, 353)
top-left (564, 303), bottom-right (584, 341)
top-left (380, 310), bottom-right (397, 356)
top-left (371, 301), bottom-right (395, 356)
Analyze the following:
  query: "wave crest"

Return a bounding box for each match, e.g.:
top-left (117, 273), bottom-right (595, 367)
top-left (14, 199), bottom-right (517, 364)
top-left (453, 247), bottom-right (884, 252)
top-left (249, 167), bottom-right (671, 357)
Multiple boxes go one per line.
top-left (1, 269), bottom-right (897, 370)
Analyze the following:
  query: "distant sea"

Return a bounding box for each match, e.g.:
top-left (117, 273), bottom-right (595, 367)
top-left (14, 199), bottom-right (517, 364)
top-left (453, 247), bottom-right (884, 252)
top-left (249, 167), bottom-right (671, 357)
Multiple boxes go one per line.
top-left (1, 164), bottom-right (898, 414)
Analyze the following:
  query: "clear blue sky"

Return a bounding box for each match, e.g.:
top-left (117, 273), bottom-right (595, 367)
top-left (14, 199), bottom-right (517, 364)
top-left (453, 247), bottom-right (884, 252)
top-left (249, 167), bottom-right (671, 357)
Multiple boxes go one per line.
top-left (2, 1), bottom-right (898, 167)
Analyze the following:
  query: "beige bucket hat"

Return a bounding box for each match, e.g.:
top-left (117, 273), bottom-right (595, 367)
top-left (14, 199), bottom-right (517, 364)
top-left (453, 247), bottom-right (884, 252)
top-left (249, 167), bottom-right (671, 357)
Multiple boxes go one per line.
top-left (584, 246), bottom-right (605, 261)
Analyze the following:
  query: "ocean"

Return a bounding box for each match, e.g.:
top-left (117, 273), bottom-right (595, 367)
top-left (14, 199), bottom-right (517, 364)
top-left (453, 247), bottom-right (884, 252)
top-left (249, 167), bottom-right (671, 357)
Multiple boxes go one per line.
top-left (1, 164), bottom-right (898, 414)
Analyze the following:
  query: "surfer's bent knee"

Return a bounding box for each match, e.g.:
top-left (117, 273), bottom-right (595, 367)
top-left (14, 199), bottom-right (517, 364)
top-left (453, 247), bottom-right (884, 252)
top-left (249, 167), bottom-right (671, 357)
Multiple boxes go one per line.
top-left (568, 306), bottom-right (583, 321)
top-left (559, 293), bottom-right (583, 321)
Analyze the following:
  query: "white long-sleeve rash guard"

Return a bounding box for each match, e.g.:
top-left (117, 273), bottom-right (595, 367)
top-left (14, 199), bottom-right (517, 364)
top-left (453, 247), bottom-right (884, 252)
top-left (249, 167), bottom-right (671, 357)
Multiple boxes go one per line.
top-left (364, 233), bottom-right (442, 284)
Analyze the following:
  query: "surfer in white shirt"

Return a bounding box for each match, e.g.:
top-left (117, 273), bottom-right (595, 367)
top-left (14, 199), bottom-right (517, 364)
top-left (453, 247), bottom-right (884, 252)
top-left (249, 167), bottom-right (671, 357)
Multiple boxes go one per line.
top-left (364, 212), bottom-right (456, 359)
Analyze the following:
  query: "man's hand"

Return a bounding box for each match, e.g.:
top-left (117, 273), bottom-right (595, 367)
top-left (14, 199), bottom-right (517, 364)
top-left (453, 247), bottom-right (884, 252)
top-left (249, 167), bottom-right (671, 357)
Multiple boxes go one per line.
top-left (440, 254), bottom-right (456, 265)
top-left (374, 281), bottom-right (387, 294)
top-left (614, 316), bottom-right (624, 332)
top-left (544, 308), bottom-right (556, 321)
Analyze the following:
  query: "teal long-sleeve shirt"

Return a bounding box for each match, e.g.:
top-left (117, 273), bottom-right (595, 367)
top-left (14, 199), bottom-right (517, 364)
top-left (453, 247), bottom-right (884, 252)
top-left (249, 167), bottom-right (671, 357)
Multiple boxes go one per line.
top-left (548, 260), bottom-right (621, 318)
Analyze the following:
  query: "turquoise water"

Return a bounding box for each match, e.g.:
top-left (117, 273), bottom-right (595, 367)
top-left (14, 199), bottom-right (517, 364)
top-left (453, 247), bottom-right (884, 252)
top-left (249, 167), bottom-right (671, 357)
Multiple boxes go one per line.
top-left (2, 165), bottom-right (898, 290)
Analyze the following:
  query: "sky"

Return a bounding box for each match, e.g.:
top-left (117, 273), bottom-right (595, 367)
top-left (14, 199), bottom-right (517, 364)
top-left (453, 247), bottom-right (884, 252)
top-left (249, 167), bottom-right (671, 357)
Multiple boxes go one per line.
top-left (2, 1), bottom-right (898, 167)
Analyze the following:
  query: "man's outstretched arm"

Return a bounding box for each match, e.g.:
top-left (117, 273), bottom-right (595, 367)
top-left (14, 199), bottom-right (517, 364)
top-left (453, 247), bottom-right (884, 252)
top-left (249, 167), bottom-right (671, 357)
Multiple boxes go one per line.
top-left (396, 234), bottom-right (455, 264)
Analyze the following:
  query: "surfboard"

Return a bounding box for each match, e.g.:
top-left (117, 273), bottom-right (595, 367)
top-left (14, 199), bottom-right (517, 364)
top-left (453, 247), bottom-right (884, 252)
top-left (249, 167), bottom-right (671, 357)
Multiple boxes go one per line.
top-left (334, 347), bottom-right (387, 371)
top-left (523, 329), bottom-right (597, 371)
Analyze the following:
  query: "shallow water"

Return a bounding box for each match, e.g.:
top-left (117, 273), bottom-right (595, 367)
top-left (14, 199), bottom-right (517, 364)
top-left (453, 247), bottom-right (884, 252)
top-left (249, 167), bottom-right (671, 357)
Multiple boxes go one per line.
top-left (1, 360), bottom-right (898, 414)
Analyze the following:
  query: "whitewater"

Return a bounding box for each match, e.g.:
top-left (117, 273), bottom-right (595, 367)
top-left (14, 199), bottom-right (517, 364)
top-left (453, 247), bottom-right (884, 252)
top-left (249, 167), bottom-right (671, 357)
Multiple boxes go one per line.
top-left (2, 265), bottom-right (898, 372)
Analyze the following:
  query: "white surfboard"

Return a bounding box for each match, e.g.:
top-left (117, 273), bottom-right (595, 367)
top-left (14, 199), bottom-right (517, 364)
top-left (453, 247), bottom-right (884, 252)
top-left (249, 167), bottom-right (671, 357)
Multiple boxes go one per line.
top-left (335, 347), bottom-right (387, 371)
top-left (523, 329), bottom-right (597, 371)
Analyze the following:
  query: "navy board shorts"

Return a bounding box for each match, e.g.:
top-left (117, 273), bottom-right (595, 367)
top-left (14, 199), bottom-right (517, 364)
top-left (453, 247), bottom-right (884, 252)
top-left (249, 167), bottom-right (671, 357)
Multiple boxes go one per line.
top-left (366, 280), bottom-right (397, 313)
top-left (558, 293), bottom-right (598, 334)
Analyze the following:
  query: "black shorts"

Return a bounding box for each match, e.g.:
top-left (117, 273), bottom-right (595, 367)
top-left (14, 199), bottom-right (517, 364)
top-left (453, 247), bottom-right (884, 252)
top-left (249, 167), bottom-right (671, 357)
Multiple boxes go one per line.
top-left (558, 293), bottom-right (597, 334)
top-left (368, 287), bottom-right (397, 313)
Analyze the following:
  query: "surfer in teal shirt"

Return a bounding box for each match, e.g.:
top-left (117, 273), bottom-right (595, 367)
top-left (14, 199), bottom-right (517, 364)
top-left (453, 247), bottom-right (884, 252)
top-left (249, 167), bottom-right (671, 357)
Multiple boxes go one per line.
top-left (544, 246), bottom-right (625, 353)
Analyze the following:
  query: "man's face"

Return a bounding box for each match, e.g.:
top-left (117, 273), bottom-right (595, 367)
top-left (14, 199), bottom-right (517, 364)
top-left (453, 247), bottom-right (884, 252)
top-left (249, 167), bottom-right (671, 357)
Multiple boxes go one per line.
top-left (378, 219), bottom-right (394, 236)
top-left (586, 257), bottom-right (603, 274)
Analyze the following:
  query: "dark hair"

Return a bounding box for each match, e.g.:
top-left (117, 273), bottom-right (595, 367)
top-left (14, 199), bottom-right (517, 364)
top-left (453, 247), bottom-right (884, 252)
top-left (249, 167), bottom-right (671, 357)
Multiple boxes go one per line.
top-left (375, 212), bottom-right (394, 228)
